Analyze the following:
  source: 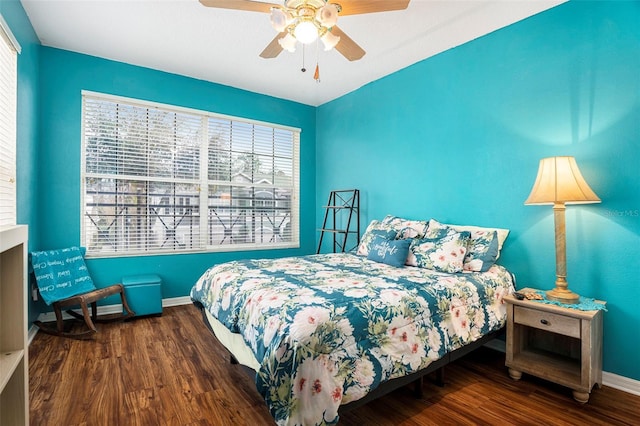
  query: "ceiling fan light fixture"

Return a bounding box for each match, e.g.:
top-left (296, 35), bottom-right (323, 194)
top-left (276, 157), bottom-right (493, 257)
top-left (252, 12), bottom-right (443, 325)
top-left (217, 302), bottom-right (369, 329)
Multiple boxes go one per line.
top-left (316, 4), bottom-right (339, 27)
top-left (294, 20), bottom-right (319, 44)
top-left (278, 33), bottom-right (297, 52)
top-left (270, 7), bottom-right (292, 32)
top-left (321, 30), bottom-right (340, 51)
top-left (201, 0), bottom-right (410, 62)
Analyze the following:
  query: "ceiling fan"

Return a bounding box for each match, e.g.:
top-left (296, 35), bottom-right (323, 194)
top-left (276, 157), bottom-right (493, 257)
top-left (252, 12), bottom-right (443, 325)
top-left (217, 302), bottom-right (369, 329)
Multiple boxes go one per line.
top-left (199, 0), bottom-right (410, 61)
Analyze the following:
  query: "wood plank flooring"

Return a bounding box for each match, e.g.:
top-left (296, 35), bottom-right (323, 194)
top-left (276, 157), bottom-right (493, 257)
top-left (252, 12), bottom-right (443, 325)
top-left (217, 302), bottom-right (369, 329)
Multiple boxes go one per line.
top-left (29, 305), bottom-right (640, 425)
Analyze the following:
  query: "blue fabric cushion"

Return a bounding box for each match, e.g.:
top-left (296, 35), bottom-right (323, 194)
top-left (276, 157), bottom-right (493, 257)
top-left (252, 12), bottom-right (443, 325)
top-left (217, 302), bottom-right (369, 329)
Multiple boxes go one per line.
top-left (409, 231), bottom-right (471, 273)
top-left (367, 236), bottom-right (411, 268)
top-left (30, 246), bottom-right (96, 305)
top-left (355, 220), bottom-right (399, 256)
top-left (470, 231), bottom-right (500, 272)
top-left (426, 219), bottom-right (509, 271)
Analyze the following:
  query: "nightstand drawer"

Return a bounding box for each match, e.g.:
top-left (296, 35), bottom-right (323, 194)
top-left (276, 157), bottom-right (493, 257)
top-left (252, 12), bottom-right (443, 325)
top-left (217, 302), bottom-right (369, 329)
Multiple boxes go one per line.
top-left (514, 306), bottom-right (580, 338)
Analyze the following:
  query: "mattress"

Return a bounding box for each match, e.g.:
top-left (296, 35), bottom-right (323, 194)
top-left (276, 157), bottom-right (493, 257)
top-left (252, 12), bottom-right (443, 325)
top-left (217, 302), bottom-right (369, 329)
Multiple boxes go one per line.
top-left (191, 253), bottom-right (515, 425)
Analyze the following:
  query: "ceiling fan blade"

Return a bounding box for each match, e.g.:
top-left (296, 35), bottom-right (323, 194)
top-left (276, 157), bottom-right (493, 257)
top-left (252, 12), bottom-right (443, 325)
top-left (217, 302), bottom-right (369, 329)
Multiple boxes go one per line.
top-left (331, 26), bottom-right (365, 61)
top-left (199, 0), bottom-right (277, 13)
top-left (337, 0), bottom-right (410, 16)
top-left (259, 32), bottom-right (285, 59)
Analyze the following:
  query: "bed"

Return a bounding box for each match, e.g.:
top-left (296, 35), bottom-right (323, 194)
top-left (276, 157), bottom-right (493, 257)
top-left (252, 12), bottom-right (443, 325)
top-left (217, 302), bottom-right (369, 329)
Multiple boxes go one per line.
top-left (190, 217), bottom-right (515, 426)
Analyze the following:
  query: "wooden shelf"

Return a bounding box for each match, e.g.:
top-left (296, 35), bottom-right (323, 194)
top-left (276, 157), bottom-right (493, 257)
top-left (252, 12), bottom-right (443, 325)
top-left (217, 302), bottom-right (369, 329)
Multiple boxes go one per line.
top-left (510, 348), bottom-right (581, 388)
top-left (317, 228), bottom-right (358, 234)
top-left (0, 225), bottom-right (29, 425)
top-left (0, 349), bottom-right (24, 391)
top-left (322, 205), bottom-right (358, 210)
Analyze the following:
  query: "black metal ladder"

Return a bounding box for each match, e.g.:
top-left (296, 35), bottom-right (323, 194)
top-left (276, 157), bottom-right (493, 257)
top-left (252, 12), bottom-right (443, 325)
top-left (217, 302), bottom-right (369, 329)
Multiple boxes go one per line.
top-left (317, 189), bottom-right (360, 254)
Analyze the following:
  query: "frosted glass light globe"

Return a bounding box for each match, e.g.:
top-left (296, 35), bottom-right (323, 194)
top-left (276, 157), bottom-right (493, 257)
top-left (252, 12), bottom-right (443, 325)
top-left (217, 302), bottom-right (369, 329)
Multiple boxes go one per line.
top-left (270, 8), bottom-right (288, 32)
top-left (294, 21), bottom-right (318, 44)
top-left (278, 33), bottom-right (297, 52)
top-left (317, 4), bottom-right (339, 27)
top-left (321, 30), bottom-right (340, 51)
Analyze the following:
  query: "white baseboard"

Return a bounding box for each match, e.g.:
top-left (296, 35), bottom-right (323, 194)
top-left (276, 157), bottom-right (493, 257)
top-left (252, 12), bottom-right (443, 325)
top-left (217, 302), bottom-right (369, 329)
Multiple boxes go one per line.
top-left (483, 339), bottom-right (640, 396)
top-left (34, 296), bottom-right (193, 323)
top-left (28, 324), bottom-right (39, 345)
top-left (162, 296), bottom-right (192, 307)
top-left (602, 371), bottom-right (640, 396)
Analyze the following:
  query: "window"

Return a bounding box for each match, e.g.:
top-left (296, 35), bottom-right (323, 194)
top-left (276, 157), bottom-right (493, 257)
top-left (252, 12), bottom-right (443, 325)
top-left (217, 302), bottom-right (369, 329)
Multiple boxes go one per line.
top-left (81, 92), bottom-right (300, 257)
top-left (0, 15), bottom-right (20, 226)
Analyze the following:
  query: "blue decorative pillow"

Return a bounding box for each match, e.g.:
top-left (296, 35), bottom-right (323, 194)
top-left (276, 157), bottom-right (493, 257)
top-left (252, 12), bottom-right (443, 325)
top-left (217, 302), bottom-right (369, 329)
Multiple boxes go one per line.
top-left (464, 231), bottom-right (500, 272)
top-left (30, 246), bottom-right (97, 305)
top-left (426, 219), bottom-right (505, 272)
top-left (356, 220), bottom-right (398, 256)
top-left (367, 236), bottom-right (411, 268)
top-left (409, 231), bottom-right (471, 273)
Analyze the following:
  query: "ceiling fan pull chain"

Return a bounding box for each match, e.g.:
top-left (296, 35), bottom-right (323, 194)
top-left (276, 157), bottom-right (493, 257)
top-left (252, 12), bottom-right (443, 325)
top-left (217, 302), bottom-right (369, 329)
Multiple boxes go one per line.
top-left (301, 44), bottom-right (306, 73)
top-left (314, 38), bottom-right (321, 83)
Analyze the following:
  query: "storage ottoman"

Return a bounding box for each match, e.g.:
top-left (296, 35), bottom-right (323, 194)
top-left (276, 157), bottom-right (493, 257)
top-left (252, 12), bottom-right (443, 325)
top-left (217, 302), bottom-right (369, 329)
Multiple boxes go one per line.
top-left (122, 274), bottom-right (162, 316)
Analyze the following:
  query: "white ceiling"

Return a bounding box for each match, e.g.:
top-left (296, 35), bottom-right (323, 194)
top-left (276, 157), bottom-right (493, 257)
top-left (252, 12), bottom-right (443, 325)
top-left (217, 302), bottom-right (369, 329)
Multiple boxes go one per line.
top-left (21, 0), bottom-right (565, 106)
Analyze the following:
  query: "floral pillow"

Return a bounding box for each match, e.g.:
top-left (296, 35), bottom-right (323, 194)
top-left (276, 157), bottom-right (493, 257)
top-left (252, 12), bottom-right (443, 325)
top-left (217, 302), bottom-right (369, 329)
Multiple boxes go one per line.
top-left (409, 231), bottom-right (471, 273)
top-left (426, 219), bottom-right (507, 272)
top-left (367, 236), bottom-right (411, 268)
top-left (356, 220), bottom-right (398, 256)
top-left (381, 215), bottom-right (429, 239)
top-left (427, 219), bottom-right (509, 251)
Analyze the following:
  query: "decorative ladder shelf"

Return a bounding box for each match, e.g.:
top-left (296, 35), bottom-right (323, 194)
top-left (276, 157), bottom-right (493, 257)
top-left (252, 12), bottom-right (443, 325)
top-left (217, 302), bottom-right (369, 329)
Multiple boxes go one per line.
top-left (317, 189), bottom-right (360, 254)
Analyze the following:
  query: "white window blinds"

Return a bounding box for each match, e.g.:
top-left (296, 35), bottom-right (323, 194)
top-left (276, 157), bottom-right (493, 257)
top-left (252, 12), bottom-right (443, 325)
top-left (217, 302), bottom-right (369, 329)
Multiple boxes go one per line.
top-left (81, 92), bottom-right (300, 256)
top-left (0, 15), bottom-right (20, 227)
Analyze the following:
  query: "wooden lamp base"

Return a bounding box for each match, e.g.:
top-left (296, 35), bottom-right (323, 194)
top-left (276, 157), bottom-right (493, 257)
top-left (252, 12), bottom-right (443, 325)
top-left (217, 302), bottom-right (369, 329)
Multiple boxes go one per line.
top-left (546, 286), bottom-right (580, 304)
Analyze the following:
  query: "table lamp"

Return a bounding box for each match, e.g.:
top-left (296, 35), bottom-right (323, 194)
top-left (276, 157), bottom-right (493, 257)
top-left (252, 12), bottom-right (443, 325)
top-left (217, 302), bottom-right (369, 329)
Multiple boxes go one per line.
top-left (524, 156), bottom-right (600, 304)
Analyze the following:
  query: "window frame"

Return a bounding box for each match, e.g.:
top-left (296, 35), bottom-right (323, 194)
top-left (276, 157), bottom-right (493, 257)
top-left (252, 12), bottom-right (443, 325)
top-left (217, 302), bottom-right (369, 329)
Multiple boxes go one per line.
top-left (80, 91), bottom-right (300, 258)
top-left (0, 14), bottom-right (21, 227)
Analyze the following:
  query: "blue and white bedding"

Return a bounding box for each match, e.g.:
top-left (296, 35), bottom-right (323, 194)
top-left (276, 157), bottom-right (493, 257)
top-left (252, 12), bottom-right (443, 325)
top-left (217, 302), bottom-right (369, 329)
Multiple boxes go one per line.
top-left (190, 253), bottom-right (515, 426)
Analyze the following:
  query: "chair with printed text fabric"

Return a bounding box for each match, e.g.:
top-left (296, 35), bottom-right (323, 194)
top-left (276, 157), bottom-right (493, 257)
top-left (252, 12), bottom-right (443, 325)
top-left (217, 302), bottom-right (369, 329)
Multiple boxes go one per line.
top-left (30, 246), bottom-right (135, 339)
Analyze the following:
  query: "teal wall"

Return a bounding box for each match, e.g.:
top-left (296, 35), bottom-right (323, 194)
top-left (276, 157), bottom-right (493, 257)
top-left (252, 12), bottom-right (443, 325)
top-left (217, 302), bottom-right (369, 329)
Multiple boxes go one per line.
top-left (5, 0), bottom-right (639, 382)
top-left (1, 0), bottom-right (41, 323)
top-left (317, 1), bottom-right (640, 380)
top-left (37, 47), bottom-right (317, 303)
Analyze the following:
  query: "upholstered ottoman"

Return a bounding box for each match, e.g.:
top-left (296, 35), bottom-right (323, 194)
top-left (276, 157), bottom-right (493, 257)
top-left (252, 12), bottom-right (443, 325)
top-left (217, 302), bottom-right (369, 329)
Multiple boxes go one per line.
top-left (122, 274), bottom-right (162, 317)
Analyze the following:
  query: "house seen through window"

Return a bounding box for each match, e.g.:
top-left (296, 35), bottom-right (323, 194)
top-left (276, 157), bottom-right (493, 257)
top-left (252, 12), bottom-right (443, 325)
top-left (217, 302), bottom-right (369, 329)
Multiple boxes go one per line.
top-left (81, 92), bottom-right (300, 256)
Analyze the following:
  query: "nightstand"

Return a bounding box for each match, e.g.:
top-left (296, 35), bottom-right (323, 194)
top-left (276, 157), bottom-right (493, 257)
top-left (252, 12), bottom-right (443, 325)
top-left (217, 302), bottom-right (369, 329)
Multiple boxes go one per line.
top-left (505, 288), bottom-right (605, 403)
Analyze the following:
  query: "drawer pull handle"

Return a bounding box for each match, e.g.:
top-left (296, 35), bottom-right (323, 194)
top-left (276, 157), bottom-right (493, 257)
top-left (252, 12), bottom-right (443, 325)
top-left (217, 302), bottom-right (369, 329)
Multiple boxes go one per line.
top-left (540, 319), bottom-right (550, 326)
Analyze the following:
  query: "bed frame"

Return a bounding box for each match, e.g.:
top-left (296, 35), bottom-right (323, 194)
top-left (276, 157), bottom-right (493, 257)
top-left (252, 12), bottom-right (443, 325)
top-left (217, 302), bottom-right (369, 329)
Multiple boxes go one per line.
top-left (193, 301), bottom-right (501, 414)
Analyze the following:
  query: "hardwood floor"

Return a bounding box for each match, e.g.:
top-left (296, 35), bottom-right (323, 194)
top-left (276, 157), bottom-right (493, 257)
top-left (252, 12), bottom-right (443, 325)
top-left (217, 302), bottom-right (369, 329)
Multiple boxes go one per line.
top-left (30, 305), bottom-right (640, 425)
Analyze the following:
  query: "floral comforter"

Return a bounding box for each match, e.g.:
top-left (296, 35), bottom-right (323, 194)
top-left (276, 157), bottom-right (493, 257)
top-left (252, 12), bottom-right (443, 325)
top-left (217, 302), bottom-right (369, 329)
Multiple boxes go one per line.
top-left (190, 253), bottom-right (515, 426)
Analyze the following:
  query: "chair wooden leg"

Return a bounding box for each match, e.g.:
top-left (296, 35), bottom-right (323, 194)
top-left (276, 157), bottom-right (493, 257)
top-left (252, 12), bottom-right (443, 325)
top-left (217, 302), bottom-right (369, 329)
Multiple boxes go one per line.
top-left (38, 284), bottom-right (135, 339)
top-left (80, 301), bottom-right (98, 334)
top-left (36, 304), bottom-right (96, 339)
top-left (54, 305), bottom-right (64, 332)
top-left (119, 288), bottom-right (135, 319)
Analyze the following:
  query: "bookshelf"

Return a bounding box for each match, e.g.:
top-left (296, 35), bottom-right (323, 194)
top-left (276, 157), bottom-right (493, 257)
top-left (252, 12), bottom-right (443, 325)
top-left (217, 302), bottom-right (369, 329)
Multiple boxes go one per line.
top-left (0, 225), bottom-right (28, 425)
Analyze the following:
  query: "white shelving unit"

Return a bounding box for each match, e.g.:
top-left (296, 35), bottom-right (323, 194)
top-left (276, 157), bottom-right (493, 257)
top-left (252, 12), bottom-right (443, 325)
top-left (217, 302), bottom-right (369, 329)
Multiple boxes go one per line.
top-left (0, 225), bottom-right (28, 425)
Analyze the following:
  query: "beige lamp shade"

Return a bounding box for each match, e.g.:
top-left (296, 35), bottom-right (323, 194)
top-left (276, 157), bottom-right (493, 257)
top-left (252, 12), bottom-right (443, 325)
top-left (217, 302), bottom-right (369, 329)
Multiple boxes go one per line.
top-left (524, 156), bottom-right (600, 303)
top-left (525, 156), bottom-right (601, 205)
